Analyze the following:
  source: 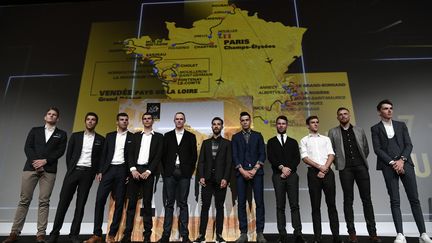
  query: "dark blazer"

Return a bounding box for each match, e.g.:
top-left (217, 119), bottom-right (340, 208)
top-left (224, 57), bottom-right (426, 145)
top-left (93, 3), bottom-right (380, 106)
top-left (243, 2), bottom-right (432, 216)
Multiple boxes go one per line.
top-left (267, 135), bottom-right (300, 174)
top-left (231, 130), bottom-right (266, 176)
top-left (99, 131), bottom-right (134, 174)
top-left (162, 129), bottom-right (197, 178)
top-left (130, 131), bottom-right (163, 174)
top-left (198, 137), bottom-right (232, 183)
top-left (65, 131), bottom-right (105, 176)
top-left (328, 125), bottom-right (369, 170)
top-left (24, 126), bottom-right (67, 173)
top-left (371, 120), bottom-right (414, 170)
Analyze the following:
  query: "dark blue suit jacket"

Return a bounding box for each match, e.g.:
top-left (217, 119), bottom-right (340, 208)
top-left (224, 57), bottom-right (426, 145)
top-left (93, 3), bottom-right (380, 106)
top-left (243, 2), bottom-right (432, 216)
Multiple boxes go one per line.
top-left (371, 120), bottom-right (414, 170)
top-left (231, 130), bottom-right (266, 176)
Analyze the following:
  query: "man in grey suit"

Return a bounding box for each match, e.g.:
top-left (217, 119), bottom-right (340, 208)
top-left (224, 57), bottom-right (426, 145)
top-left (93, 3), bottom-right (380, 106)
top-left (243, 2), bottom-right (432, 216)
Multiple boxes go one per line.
top-left (371, 99), bottom-right (431, 243)
top-left (328, 108), bottom-right (380, 243)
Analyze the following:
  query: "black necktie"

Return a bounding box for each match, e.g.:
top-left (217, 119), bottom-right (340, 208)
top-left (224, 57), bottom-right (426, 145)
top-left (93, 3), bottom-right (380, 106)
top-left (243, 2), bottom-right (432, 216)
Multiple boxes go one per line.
top-left (280, 134), bottom-right (285, 146)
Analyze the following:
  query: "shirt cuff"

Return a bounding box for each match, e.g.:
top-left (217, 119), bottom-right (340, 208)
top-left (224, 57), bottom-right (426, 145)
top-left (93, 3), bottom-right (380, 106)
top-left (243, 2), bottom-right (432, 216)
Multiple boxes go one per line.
top-left (130, 167), bottom-right (137, 172)
top-left (145, 170), bottom-right (152, 174)
top-left (257, 161), bottom-right (264, 166)
top-left (278, 165), bottom-right (284, 170)
top-left (389, 160), bottom-right (395, 165)
top-left (235, 164), bottom-right (242, 169)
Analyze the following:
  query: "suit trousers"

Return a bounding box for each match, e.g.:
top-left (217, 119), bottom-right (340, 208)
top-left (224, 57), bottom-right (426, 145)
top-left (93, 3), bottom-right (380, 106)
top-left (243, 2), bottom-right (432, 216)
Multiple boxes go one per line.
top-left (93, 164), bottom-right (127, 237)
top-left (11, 170), bottom-right (56, 236)
top-left (339, 165), bottom-right (377, 235)
top-left (381, 162), bottom-right (425, 234)
top-left (50, 168), bottom-right (94, 236)
top-left (272, 172), bottom-right (302, 236)
top-left (162, 176), bottom-right (191, 238)
top-left (236, 174), bottom-right (265, 233)
top-left (124, 168), bottom-right (155, 239)
top-left (307, 168), bottom-right (339, 238)
top-left (199, 179), bottom-right (227, 236)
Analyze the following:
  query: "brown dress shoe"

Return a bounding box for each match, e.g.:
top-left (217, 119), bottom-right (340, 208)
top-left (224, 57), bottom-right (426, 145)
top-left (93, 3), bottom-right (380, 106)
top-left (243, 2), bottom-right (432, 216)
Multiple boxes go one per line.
top-left (369, 235), bottom-right (382, 243)
top-left (106, 235), bottom-right (116, 243)
top-left (348, 233), bottom-right (358, 243)
top-left (36, 235), bottom-right (46, 243)
top-left (84, 235), bottom-right (103, 243)
top-left (2, 232), bottom-right (18, 243)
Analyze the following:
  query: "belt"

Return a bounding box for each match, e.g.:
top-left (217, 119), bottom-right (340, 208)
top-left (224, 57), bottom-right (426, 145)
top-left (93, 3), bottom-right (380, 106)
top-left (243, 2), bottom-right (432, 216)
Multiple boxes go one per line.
top-left (175, 164), bottom-right (180, 169)
top-left (75, 166), bottom-right (91, 171)
top-left (110, 163), bottom-right (126, 167)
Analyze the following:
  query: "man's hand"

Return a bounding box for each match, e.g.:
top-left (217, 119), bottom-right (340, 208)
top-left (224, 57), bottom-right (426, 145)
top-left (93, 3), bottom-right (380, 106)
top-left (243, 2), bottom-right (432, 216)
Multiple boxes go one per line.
top-left (317, 171), bottom-right (326, 178)
top-left (281, 167), bottom-right (291, 177)
top-left (95, 173), bottom-right (102, 182)
top-left (239, 168), bottom-right (253, 180)
top-left (199, 178), bottom-right (206, 187)
top-left (131, 170), bottom-right (141, 180)
top-left (32, 159), bottom-right (47, 169)
top-left (392, 159), bottom-right (404, 173)
top-left (141, 171), bottom-right (151, 180)
top-left (319, 164), bottom-right (329, 174)
top-left (220, 179), bottom-right (227, 188)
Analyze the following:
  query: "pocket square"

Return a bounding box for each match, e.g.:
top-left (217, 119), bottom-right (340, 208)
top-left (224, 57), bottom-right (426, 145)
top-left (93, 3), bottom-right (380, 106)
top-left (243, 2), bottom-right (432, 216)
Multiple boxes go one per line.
top-left (127, 140), bottom-right (132, 143)
top-left (53, 134), bottom-right (61, 138)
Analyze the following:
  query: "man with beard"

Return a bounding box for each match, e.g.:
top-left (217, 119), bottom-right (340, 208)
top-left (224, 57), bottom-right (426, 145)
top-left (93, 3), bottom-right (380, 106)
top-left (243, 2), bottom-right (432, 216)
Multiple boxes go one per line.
top-left (194, 117), bottom-right (232, 243)
top-left (267, 115), bottom-right (306, 243)
top-left (328, 108), bottom-right (381, 243)
top-left (84, 113), bottom-right (134, 243)
top-left (47, 112), bottom-right (104, 243)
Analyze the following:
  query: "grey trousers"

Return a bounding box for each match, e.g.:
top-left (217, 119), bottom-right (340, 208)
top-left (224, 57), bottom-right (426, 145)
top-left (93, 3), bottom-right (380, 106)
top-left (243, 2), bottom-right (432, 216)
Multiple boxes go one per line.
top-left (11, 170), bottom-right (56, 236)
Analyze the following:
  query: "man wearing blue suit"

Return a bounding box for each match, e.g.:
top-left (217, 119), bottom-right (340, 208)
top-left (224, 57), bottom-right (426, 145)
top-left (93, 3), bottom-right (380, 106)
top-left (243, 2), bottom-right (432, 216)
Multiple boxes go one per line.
top-left (232, 112), bottom-right (266, 243)
top-left (371, 99), bottom-right (431, 243)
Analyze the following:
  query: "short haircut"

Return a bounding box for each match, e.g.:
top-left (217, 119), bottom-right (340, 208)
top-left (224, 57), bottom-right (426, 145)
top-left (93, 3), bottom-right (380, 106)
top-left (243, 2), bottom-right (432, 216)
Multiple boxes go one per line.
top-left (175, 112), bottom-right (186, 119)
top-left (336, 107), bottom-right (350, 114)
top-left (240, 111), bottom-right (250, 119)
top-left (276, 115), bottom-right (288, 123)
top-left (46, 107), bottom-right (60, 117)
top-left (142, 112), bottom-right (153, 119)
top-left (377, 99), bottom-right (393, 111)
top-left (85, 112), bottom-right (99, 123)
top-left (306, 115), bottom-right (319, 125)
top-left (117, 112), bottom-right (128, 120)
top-left (211, 117), bottom-right (224, 125)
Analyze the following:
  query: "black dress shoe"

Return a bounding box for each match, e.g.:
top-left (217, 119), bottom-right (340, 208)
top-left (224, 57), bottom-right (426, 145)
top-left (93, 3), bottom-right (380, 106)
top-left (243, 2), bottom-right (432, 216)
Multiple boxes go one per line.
top-left (182, 237), bottom-right (192, 243)
top-left (120, 236), bottom-right (132, 243)
top-left (143, 237), bottom-right (151, 243)
top-left (46, 234), bottom-right (59, 243)
top-left (295, 235), bottom-right (307, 243)
top-left (158, 236), bottom-right (169, 243)
top-left (69, 235), bottom-right (81, 243)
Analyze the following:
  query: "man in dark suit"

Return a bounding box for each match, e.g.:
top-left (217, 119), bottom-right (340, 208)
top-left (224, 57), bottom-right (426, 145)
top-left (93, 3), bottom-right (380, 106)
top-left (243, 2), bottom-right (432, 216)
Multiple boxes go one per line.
top-left (3, 107), bottom-right (67, 243)
top-left (371, 100), bottom-right (431, 243)
top-left (267, 115), bottom-right (305, 243)
top-left (328, 108), bottom-right (380, 243)
top-left (84, 113), bottom-right (134, 243)
top-left (158, 112), bottom-right (197, 243)
top-left (232, 111), bottom-right (266, 243)
top-left (121, 112), bottom-right (163, 243)
top-left (194, 117), bottom-right (231, 243)
top-left (46, 112), bottom-right (104, 243)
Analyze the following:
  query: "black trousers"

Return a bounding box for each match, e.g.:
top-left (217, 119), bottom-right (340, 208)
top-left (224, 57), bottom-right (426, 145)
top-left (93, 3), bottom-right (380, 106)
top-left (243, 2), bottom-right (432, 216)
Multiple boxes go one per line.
top-left (339, 165), bottom-right (377, 235)
top-left (272, 172), bottom-right (302, 236)
top-left (381, 162), bottom-right (425, 234)
top-left (199, 179), bottom-right (227, 236)
top-left (124, 166), bottom-right (155, 239)
top-left (50, 167), bottom-right (94, 236)
top-left (93, 164), bottom-right (128, 236)
top-left (307, 168), bottom-right (339, 238)
top-left (162, 175), bottom-right (191, 238)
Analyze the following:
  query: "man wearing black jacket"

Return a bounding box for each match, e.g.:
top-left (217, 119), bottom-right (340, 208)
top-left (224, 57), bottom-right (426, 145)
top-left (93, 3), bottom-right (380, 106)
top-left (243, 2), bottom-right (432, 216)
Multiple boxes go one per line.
top-left (159, 112), bottom-right (197, 243)
top-left (194, 117), bottom-right (231, 243)
top-left (267, 116), bottom-right (306, 243)
top-left (3, 107), bottom-right (67, 243)
top-left (47, 112), bottom-right (104, 243)
top-left (121, 112), bottom-right (163, 243)
top-left (84, 113), bottom-right (134, 243)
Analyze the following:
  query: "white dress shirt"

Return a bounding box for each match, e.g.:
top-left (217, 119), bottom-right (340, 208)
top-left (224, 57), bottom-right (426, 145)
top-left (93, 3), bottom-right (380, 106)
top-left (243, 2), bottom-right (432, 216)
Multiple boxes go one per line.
top-left (45, 125), bottom-right (55, 142)
top-left (111, 130), bottom-right (128, 165)
top-left (76, 132), bottom-right (95, 167)
top-left (382, 120), bottom-right (395, 139)
top-left (130, 130), bottom-right (154, 173)
top-left (300, 133), bottom-right (335, 166)
top-left (277, 133), bottom-right (287, 146)
top-left (175, 129), bottom-right (184, 165)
